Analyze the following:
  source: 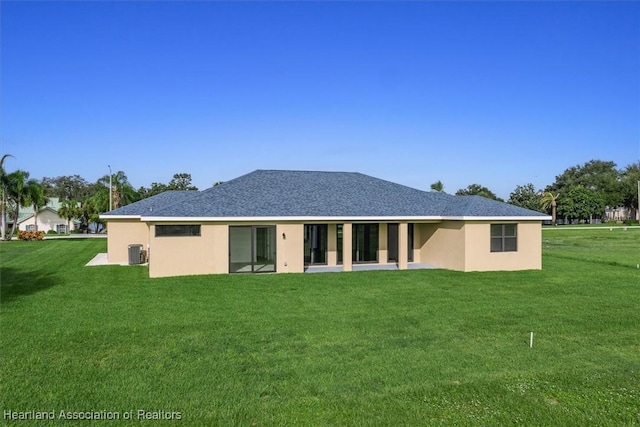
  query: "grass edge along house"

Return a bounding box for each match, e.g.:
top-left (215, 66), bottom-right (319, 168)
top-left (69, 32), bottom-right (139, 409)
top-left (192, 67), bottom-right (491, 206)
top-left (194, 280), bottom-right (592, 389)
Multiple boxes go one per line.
top-left (100, 170), bottom-right (550, 278)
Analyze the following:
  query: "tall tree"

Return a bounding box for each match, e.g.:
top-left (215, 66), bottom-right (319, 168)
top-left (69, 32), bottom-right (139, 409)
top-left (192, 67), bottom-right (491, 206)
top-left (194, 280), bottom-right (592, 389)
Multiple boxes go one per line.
top-left (549, 160), bottom-right (622, 208)
top-left (58, 200), bottom-right (80, 234)
top-left (456, 184), bottom-right (504, 202)
top-left (556, 186), bottom-right (604, 223)
top-left (168, 173), bottom-right (198, 191)
top-left (508, 183), bottom-right (541, 211)
top-left (4, 170), bottom-right (30, 239)
top-left (97, 171), bottom-right (138, 209)
top-left (619, 162), bottom-right (640, 220)
top-left (540, 191), bottom-right (560, 225)
top-left (138, 182), bottom-right (168, 199)
top-left (0, 154), bottom-right (14, 240)
top-left (430, 180), bottom-right (444, 192)
top-left (23, 180), bottom-right (49, 232)
top-left (41, 175), bottom-right (92, 201)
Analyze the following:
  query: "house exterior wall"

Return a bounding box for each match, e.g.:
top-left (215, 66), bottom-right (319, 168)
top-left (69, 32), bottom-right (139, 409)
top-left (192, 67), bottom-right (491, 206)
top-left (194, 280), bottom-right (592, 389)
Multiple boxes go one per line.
top-left (379, 223), bottom-right (388, 263)
top-left (464, 221), bottom-right (542, 271)
top-left (398, 222), bottom-right (408, 270)
top-left (107, 218), bottom-right (544, 278)
top-left (107, 220), bottom-right (150, 264)
top-left (147, 222), bottom-right (305, 278)
top-left (418, 221), bottom-right (466, 271)
top-left (19, 210), bottom-right (75, 233)
top-left (148, 223), bottom-right (228, 278)
top-left (276, 223), bottom-right (304, 273)
top-left (327, 223), bottom-right (338, 266)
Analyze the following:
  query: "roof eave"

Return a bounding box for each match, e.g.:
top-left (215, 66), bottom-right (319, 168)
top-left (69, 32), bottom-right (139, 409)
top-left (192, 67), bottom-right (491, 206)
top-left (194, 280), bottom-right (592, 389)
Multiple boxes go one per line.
top-left (137, 215), bottom-right (551, 222)
top-left (100, 215), bottom-right (142, 220)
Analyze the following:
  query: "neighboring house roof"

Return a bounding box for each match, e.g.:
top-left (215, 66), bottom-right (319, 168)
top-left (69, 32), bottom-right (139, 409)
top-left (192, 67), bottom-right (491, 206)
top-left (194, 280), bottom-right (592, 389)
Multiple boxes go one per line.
top-left (102, 170), bottom-right (548, 220)
top-left (10, 197), bottom-right (71, 224)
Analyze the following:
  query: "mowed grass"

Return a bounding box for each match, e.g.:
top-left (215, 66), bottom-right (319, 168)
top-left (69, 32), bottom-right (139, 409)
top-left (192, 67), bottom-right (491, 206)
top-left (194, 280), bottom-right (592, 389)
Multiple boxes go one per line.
top-left (1, 232), bottom-right (639, 426)
top-left (543, 226), bottom-right (640, 268)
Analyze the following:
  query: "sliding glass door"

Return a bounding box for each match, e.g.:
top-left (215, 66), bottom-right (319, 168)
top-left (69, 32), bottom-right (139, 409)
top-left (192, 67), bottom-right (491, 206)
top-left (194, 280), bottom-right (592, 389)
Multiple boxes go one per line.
top-left (407, 223), bottom-right (414, 262)
top-left (229, 226), bottom-right (276, 273)
top-left (353, 224), bottom-right (379, 263)
top-left (304, 225), bottom-right (328, 265)
top-left (387, 223), bottom-right (399, 262)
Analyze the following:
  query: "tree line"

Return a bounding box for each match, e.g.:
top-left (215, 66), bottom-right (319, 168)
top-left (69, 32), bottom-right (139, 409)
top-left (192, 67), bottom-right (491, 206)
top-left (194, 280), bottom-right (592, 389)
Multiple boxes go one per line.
top-left (0, 155), bottom-right (200, 239)
top-left (1, 157), bottom-right (638, 240)
top-left (435, 159), bottom-right (639, 224)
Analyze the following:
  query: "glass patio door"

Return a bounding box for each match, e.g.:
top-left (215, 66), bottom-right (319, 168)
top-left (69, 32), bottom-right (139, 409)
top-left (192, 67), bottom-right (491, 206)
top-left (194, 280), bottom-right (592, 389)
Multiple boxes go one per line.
top-left (353, 224), bottom-right (379, 263)
top-left (229, 226), bottom-right (276, 273)
top-left (387, 223), bottom-right (399, 262)
top-left (304, 225), bottom-right (328, 265)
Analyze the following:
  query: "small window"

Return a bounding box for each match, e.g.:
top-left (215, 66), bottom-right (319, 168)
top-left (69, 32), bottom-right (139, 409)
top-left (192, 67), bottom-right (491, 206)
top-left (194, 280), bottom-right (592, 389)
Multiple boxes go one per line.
top-left (57, 224), bottom-right (67, 234)
top-left (490, 224), bottom-right (517, 252)
top-left (26, 224), bottom-right (37, 232)
top-left (156, 225), bottom-right (201, 237)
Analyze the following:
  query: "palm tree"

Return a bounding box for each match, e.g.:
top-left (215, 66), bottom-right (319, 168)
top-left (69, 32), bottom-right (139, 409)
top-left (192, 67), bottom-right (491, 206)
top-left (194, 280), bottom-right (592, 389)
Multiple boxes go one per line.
top-left (98, 171), bottom-right (137, 209)
top-left (0, 154), bottom-right (14, 240)
top-left (540, 191), bottom-right (560, 225)
top-left (58, 200), bottom-right (79, 234)
top-left (430, 180), bottom-right (444, 192)
top-left (5, 169), bottom-right (30, 239)
top-left (23, 180), bottom-right (49, 232)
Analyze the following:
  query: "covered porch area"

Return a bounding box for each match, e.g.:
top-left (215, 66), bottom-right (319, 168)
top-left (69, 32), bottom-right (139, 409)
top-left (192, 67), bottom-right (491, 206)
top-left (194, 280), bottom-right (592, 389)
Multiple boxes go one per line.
top-left (302, 222), bottom-right (442, 273)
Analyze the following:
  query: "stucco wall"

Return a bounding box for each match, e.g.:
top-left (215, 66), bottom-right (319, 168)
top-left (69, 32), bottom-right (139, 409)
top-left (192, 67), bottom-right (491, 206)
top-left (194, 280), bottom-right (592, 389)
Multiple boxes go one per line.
top-left (147, 222), bottom-right (305, 278)
top-left (20, 210), bottom-right (75, 233)
top-left (107, 220), bottom-right (149, 264)
top-left (148, 223), bottom-right (228, 278)
top-left (277, 223), bottom-right (304, 273)
top-left (418, 221), bottom-right (466, 271)
top-left (109, 219), bottom-right (543, 278)
top-left (464, 221), bottom-right (542, 271)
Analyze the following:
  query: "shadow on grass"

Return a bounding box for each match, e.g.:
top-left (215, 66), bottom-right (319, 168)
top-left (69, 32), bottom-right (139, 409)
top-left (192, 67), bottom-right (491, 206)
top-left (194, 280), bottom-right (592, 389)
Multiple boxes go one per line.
top-left (0, 267), bottom-right (57, 305)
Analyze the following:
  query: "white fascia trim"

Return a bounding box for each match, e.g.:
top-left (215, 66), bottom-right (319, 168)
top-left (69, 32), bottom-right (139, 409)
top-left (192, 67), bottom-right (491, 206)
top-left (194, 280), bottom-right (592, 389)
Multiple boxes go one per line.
top-left (99, 215), bottom-right (142, 220)
top-left (140, 216), bottom-right (443, 222)
top-left (139, 215), bottom-right (551, 222)
top-left (444, 216), bottom-right (552, 221)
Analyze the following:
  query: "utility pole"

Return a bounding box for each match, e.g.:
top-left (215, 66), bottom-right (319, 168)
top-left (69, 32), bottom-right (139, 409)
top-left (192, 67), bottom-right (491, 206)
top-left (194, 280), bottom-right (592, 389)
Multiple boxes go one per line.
top-left (108, 165), bottom-right (112, 212)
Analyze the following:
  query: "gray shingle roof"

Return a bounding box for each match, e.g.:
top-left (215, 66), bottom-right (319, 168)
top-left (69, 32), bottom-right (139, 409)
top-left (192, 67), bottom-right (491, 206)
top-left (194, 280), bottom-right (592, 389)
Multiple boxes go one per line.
top-left (103, 191), bottom-right (197, 216)
top-left (119, 170), bottom-right (546, 218)
top-left (441, 195), bottom-right (548, 217)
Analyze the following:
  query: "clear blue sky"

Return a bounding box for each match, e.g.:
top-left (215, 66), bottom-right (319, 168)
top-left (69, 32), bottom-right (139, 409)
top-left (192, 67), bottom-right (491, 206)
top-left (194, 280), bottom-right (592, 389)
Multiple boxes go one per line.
top-left (2, 1), bottom-right (639, 199)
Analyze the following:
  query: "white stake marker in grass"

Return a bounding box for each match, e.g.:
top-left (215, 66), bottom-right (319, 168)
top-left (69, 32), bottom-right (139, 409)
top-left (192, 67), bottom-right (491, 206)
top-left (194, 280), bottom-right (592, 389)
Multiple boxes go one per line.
top-left (530, 332), bottom-right (534, 348)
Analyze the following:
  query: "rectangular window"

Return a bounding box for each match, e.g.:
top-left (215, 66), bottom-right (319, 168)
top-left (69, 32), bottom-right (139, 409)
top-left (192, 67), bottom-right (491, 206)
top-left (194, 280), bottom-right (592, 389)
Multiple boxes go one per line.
top-left (490, 224), bottom-right (517, 252)
top-left (57, 224), bottom-right (67, 234)
top-left (26, 224), bottom-right (37, 232)
top-left (155, 225), bottom-right (201, 237)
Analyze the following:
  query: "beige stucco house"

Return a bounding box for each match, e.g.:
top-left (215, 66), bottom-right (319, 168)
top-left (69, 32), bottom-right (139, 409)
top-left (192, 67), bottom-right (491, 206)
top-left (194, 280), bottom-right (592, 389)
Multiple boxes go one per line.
top-left (101, 170), bottom-right (550, 278)
top-left (16, 198), bottom-right (78, 233)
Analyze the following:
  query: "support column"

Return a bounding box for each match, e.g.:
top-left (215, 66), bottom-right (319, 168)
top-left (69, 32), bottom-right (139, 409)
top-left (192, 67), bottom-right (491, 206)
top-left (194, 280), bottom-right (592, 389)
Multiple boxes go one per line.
top-left (379, 223), bottom-right (388, 264)
top-left (327, 224), bottom-right (337, 266)
top-left (342, 223), bottom-right (352, 272)
top-left (398, 222), bottom-right (408, 270)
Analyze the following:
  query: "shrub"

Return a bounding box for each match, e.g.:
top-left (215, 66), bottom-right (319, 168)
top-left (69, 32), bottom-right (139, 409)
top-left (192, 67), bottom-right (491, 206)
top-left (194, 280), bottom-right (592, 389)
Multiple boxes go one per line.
top-left (17, 231), bottom-right (45, 241)
top-left (623, 219), bottom-right (638, 226)
top-left (47, 230), bottom-right (58, 235)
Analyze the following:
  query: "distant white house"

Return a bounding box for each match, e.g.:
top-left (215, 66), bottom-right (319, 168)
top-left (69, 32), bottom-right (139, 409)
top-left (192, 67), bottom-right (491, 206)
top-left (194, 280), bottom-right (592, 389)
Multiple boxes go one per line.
top-left (604, 206), bottom-right (637, 222)
top-left (14, 198), bottom-right (79, 234)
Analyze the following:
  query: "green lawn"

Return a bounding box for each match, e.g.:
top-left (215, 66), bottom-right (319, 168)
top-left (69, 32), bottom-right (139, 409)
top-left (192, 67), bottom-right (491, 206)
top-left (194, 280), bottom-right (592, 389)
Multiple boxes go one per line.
top-left (1, 232), bottom-right (639, 425)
